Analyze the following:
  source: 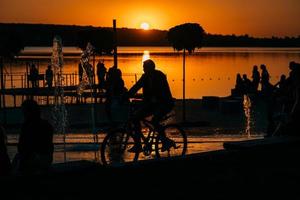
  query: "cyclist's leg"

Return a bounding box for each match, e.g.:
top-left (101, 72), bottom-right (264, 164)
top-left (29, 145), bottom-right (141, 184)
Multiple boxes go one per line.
top-left (129, 104), bottom-right (153, 152)
top-left (152, 104), bottom-right (173, 141)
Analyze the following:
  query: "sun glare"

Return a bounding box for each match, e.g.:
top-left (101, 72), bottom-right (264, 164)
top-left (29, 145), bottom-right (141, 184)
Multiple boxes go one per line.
top-left (142, 50), bottom-right (150, 62)
top-left (140, 22), bottom-right (150, 30)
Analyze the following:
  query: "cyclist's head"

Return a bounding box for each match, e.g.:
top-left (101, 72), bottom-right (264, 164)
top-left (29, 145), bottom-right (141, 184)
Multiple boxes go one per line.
top-left (143, 59), bottom-right (155, 74)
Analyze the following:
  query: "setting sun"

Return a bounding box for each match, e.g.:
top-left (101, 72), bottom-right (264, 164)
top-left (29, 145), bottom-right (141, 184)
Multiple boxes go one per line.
top-left (140, 22), bottom-right (150, 30)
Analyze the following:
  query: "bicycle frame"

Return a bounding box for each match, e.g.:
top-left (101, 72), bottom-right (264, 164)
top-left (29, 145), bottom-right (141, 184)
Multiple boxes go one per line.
top-left (101, 100), bottom-right (185, 165)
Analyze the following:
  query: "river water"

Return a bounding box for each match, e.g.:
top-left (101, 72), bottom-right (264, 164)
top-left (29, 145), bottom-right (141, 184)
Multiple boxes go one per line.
top-left (3, 46), bottom-right (300, 103)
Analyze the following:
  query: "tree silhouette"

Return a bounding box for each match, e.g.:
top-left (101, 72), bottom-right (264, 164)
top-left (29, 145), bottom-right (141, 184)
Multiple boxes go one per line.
top-left (76, 29), bottom-right (114, 55)
top-left (168, 23), bottom-right (205, 122)
top-left (0, 30), bottom-right (24, 58)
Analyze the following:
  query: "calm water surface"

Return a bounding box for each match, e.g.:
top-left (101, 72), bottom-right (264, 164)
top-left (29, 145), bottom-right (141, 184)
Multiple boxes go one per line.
top-left (4, 46), bottom-right (300, 102)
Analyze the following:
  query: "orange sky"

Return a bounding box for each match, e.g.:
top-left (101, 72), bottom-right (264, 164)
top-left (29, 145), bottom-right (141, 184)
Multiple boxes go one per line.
top-left (0, 0), bottom-right (300, 37)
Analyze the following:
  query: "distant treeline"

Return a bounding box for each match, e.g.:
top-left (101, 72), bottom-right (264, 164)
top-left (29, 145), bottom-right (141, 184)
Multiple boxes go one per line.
top-left (1, 23), bottom-right (300, 47)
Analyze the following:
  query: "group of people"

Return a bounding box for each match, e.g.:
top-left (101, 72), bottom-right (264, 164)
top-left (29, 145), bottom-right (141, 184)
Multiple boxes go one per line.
top-left (0, 58), bottom-right (175, 175)
top-left (233, 64), bottom-right (272, 96)
top-left (28, 63), bottom-right (53, 88)
top-left (0, 99), bottom-right (54, 176)
top-left (232, 61), bottom-right (300, 136)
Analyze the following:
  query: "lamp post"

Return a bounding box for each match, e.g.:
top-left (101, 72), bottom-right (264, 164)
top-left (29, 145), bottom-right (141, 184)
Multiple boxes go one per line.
top-left (168, 23), bottom-right (204, 122)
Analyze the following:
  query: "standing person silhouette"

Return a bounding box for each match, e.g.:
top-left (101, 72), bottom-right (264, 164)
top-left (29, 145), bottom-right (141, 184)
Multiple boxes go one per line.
top-left (96, 61), bottom-right (107, 90)
top-left (251, 65), bottom-right (260, 92)
top-left (260, 64), bottom-right (270, 93)
top-left (30, 63), bottom-right (39, 88)
top-left (45, 65), bottom-right (53, 88)
top-left (125, 59), bottom-right (175, 153)
top-left (13, 99), bottom-right (54, 174)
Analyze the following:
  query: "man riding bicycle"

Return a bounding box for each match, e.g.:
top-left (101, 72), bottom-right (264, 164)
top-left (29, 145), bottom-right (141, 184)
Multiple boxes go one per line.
top-left (125, 59), bottom-right (175, 153)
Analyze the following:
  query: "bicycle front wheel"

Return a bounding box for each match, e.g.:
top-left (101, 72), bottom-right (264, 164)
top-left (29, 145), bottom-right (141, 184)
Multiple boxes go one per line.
top-left (155, 124), bottom-right (187, 158)
top-left (101, 128), bottom-right (139, 165)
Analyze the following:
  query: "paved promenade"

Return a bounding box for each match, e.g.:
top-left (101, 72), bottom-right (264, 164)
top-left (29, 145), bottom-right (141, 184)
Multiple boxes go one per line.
top-left (1, 136), bottom-right (300, 199)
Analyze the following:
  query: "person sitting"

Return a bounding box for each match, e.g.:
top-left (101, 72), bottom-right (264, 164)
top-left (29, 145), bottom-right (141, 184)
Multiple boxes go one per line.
top-left (232, 73), bottom-right (244, 96)
top-left (13, 99), bottom-right (54, 174)
top-left (273, 61), bottom-right (300, 136)
top-left (96, 61), bottom-right (107, 90)
top-left (0, 125), bottom-right (11, 176)
top-left (104, 66), bottom-right (127, 124)
top-left (124, 59), bottom-right (175, 153)
top-left (242, 74), bottom-right (253, 94)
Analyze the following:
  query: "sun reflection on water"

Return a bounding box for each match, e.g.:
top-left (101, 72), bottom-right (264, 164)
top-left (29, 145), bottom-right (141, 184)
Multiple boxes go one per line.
top-left (142, 50), bottom-right (150, 62)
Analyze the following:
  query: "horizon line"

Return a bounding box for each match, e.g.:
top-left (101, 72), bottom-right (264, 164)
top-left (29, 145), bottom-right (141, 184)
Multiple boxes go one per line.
top-left (1, 22), bottom-right (300, 39)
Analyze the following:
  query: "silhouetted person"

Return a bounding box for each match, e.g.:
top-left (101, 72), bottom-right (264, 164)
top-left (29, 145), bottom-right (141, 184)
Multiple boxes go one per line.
top-left (288, 61), bottom-right (300, 86)
top-left (13, 99), bottom-right (54, 174)
top-left (105, 66), bottom-right (127, 124)
top-left (273, 61), bottom-right (300, 136)
top-left (274, 75), bottom-right (287, 91)
top-left (280, 62), bottom-right (299, 113)
top-left (29, 63), bottom-right (39, 88)
top-left (242, 74), bottom-right (252, 94)
top-left (45, 65), bottom-right (53, 88)
top-left (232, 73), bottom-right (243, 96)
top-left (125, 59), bottom-right (175, 153)
top-left (260, 64), bottom-right (270, 93)
top-left (0, 125), bottom-right (11, 176)
top-left (266, 62), bottom-right (300, 137)
top-left (96, 61), bottom-right (107, 90)
top-left (251, 65), bottom-right (260, 92)
top-left (265, 75), bottom-right (287, 137)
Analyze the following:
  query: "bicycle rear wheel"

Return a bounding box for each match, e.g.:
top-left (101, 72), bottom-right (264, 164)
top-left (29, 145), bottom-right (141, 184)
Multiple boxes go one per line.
top-left (155, 124), bottom-right (187, 158)
top-left (101, 128), bottom-right (139, 165)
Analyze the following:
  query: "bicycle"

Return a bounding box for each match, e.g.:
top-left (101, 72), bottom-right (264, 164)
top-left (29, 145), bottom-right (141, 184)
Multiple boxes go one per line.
top-left (100, 101), bottom-right (187, 165)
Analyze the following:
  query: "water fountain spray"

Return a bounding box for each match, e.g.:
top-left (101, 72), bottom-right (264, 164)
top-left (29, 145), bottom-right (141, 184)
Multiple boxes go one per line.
top-left (77, 42), bottom-right (94, 95)
top-left (51, 36), bottom-right (68, 161)
top-left (52, 36), bottom-right (67, 133)
top-left (77, 43), bottom-right (98, 158)
top-left (243, 94), bottom-right (252, 138)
